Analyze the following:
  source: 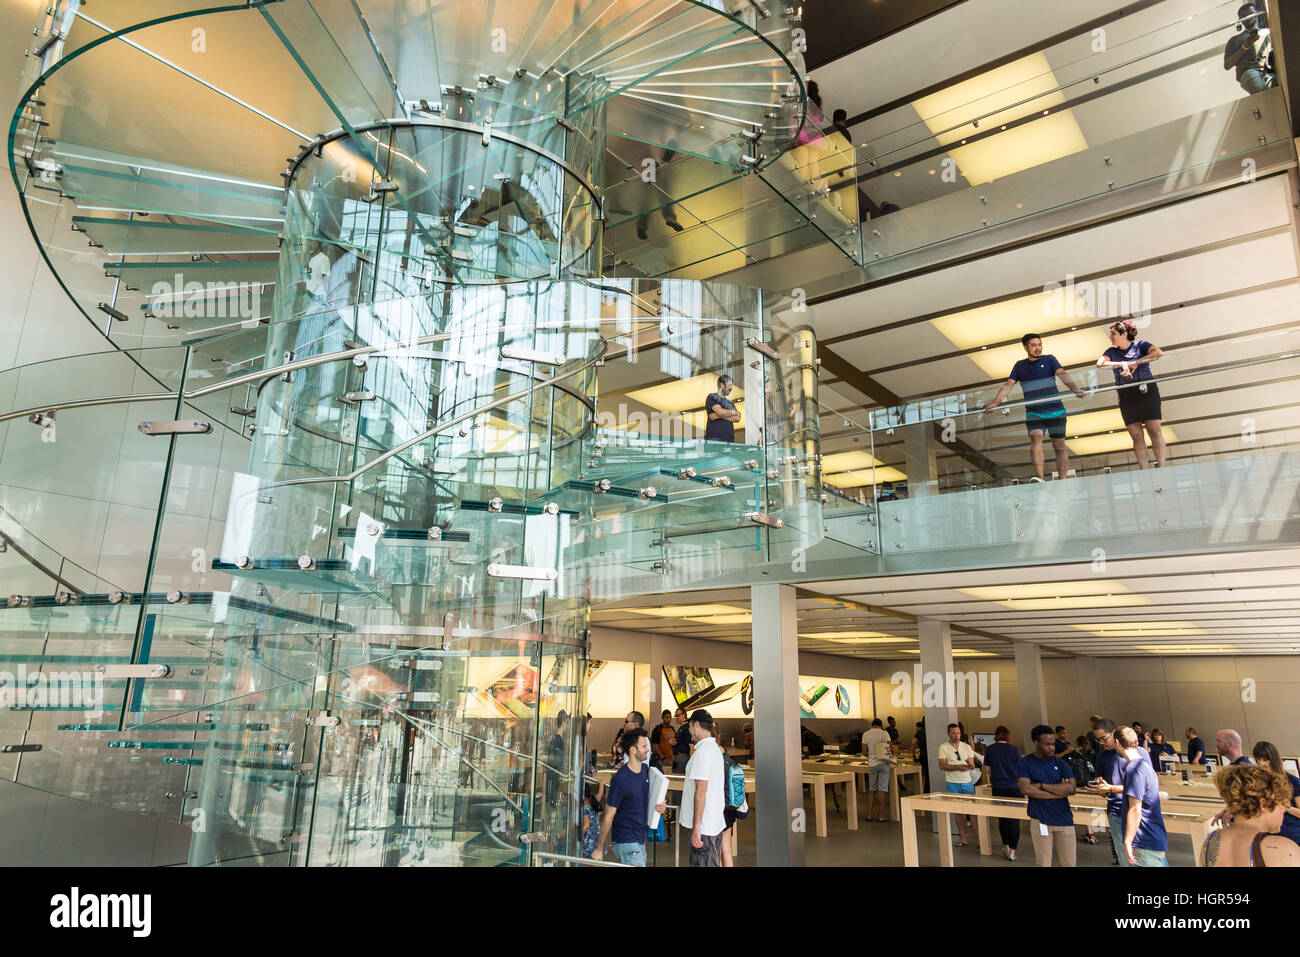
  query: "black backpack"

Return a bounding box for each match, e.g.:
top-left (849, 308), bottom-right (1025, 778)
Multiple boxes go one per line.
top-left (1067, 750), bottom-right (1094, 785)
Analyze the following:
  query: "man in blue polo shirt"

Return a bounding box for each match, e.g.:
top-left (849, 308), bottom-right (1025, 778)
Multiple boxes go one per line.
top-left (1017, 724), bottom-right (1077, 866)
top-left (592, 728), bottom-right (664, 865)
top-left (1116, 726), bottom-right (1168, 866)
top-left (1185, 727), bottom-right (1208, 766)
top-left (984, 333), bottom-right (1086, 483)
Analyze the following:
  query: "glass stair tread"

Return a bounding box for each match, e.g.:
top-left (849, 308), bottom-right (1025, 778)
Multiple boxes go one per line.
top-left (211, 559), bottom-right (388, 602)
top-left (72, 216), bottom-right (281, 255)
top-left (105, 260), bottom-right (279, 285)
top-left (0, 592), bottom-right (354, 635)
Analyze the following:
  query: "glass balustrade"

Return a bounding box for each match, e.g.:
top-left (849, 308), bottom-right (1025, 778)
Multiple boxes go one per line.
top-left (787, 328), bottom-right (1300, 577)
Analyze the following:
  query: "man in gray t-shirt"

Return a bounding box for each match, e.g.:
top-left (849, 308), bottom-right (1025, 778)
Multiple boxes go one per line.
top-left (1224, 4), bottom-right (1274, 93)
top-left (862, 718), bottom-right (893, 822)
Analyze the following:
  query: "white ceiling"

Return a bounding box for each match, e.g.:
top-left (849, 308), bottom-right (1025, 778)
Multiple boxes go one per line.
top-left (591, 545), bottom-right (1300, 658)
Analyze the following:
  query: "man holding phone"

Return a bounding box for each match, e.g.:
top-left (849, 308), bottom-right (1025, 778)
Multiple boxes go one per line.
top-left (1017, 725), bottom-right (1078, 866)
top-left (1085, 718), bottom-right (1127, 865)
top-left (1224, 4), bottom-right (1274, 93)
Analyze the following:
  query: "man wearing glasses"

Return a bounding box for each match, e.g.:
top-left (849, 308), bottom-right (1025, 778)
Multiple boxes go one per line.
top-left (1085, 718), bottom-right (1127, 865)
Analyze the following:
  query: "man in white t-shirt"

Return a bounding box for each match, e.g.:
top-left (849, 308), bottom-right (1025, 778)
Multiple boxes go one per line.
top-left (679, 708), bottom-right (726, 866)
top-left (937, 723), bottom-right (977, 846)
top-left (862, 718), bottom-right (893, 823)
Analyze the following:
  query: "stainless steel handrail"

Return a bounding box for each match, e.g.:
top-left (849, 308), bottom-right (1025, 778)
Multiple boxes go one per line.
top-left (533, 852), bottom-right (629, 867)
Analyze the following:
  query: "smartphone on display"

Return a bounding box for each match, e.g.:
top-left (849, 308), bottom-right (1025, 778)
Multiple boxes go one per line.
top-left (800, 684), bottom-right (829, 708)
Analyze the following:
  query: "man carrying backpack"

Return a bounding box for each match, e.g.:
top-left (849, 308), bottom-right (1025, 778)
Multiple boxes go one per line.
top-left (679, 709), bottom-right (727, 866)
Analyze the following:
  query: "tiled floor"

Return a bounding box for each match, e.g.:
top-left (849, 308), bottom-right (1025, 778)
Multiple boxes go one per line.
top-left (650, 789), bottom-right (1196, 867)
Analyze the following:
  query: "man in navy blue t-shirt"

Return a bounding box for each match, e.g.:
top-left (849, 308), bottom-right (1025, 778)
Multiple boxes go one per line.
top-left (984, 333), bottom-right (1086, 482)
top-left (1017, 724), bottom-right (1078, 866)
top-left (1116, 726), bottom-right (1168, 866)
top-left (1086, 718), bottom-right (1129, 865)
top-left (592, 729), bottom-right (664, 866)
top-left (1184, 728), bottom-right (1208, 766)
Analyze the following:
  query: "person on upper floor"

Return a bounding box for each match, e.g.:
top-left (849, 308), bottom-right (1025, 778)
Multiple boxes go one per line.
top-left (1224, 3), bottom-right (1275, 94)
top-left (984, 332), bottom-right (1086, 482)
top-left (1097, 320), bottom-right (1167, 469)
top-left (703, 374), bottom-right (740, 444)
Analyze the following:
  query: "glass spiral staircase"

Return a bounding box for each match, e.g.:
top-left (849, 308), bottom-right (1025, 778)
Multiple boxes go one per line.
top-left (1, 0), bottom-right (828, 865)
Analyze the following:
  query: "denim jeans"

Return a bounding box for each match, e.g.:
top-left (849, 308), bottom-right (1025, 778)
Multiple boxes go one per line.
top-left (611, 842), bottom-right (646, 866)
top-left (1109, 814), bottom-right (1130, 866)
top-left (1133, 848), bottom-right (1169, 867)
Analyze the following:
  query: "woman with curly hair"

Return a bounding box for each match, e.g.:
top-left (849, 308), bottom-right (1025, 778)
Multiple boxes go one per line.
top-left (1096, 319), bottom-right (1166, 468)
top-left (1203, 765), bottom-right (1300, 866)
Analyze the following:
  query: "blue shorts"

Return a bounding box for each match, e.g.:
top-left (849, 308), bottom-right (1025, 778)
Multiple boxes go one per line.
top-left (1026, 415), bottom-right (1066, 438)
top-left (946, 781), bottom-right (975, 795)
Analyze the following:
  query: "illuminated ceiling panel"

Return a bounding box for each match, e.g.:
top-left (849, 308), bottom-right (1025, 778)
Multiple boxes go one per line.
top-left (623, 372), bottom-right (743, 414)
top-left (1064, 408), bottom-right (1178, 455)
top-left (1071, 621), bottom-right (1209, 637)
top-left (821, 450), bottom-right (884, 473)
top-left (958, 580), bottom-right (1151, 610)
top-left (823, 466), bottom-right (907, 488)
top-left (912, 52), bottom-right (1089, 185)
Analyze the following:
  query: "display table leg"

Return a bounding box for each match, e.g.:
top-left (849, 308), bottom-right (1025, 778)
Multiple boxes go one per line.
top-left (902, 798), bottom-right (919, 866)
top-left (938, 811), bottom-right (954, 867)
top-left (846, 778), bottom-right (858, 830)
top-left (1190, 821), bottom-right (1210, 868)
top-left (978, 810), bottom-right (992, 856)
top-left (814, 780), bottom-right (828, 837)
top-left (890, 771), bottom-right (901, 821)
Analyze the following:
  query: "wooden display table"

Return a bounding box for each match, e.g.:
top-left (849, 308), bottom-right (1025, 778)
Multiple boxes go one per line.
top-left (801, 757), bottom-right (924, 822)
top-left (902, 791), bottom-right (1218, 867)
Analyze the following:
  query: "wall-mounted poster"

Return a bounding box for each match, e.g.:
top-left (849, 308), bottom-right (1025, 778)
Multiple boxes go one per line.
top-left (660, 667), bottom-right (866, 719)
top-left (799, 675), bottom-right (863, 719)
top-left (663, 665), bottom-right (753, 713)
